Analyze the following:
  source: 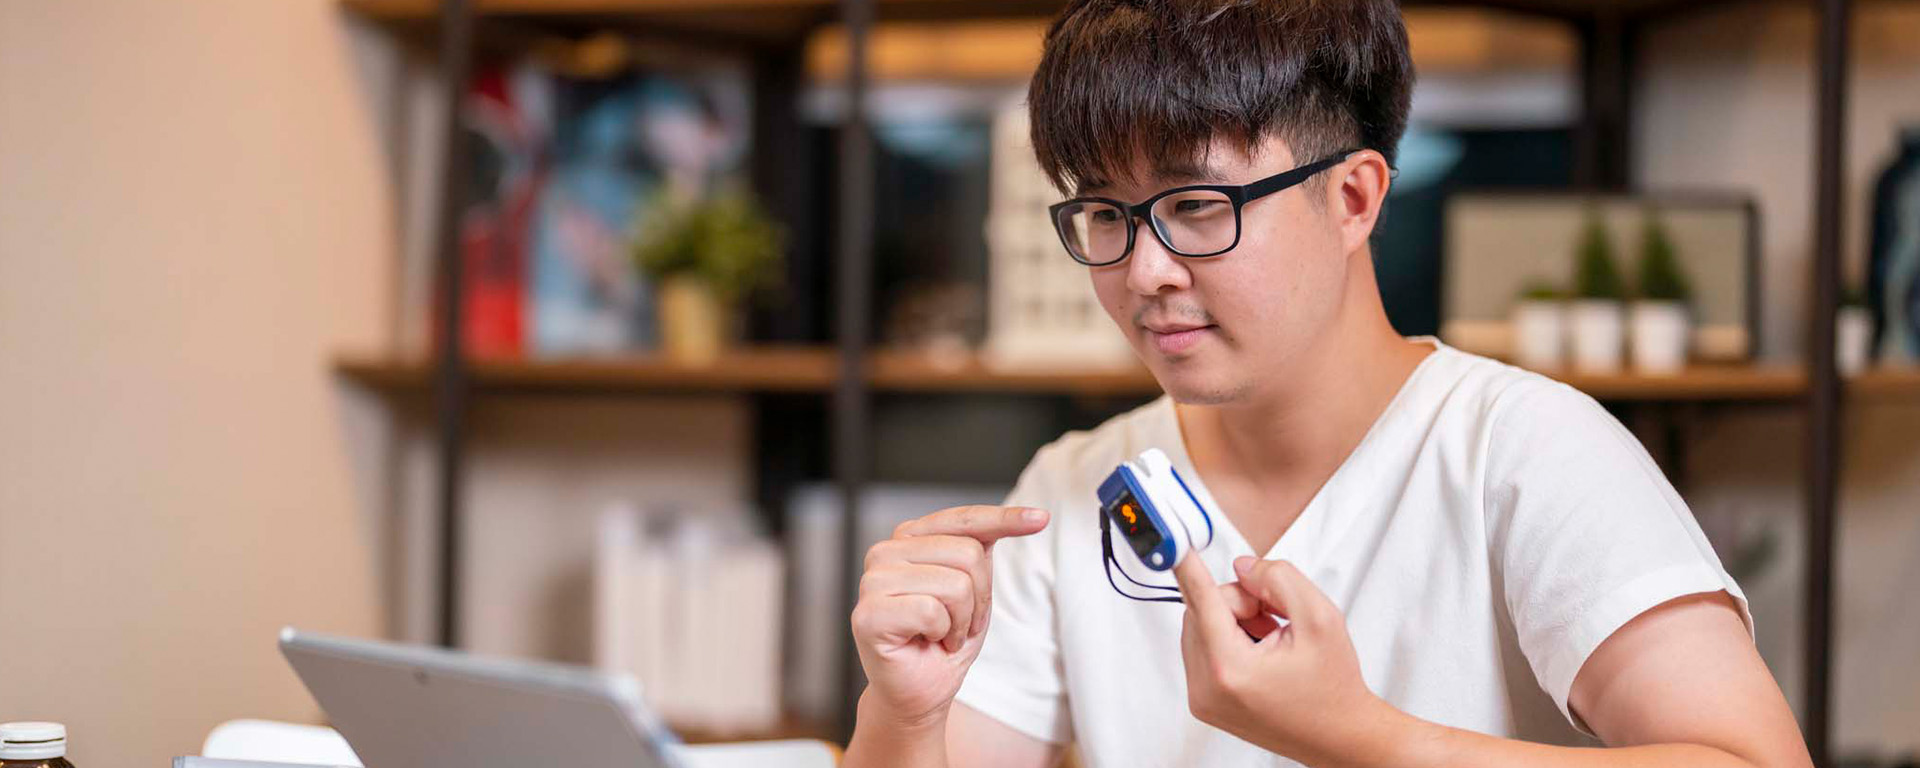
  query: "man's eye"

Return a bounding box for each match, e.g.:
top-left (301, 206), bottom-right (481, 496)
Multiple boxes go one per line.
top-left (1175, 199), bottom-right (1224, 214)
top-left (1091, 209), bottom-right (1121, 223)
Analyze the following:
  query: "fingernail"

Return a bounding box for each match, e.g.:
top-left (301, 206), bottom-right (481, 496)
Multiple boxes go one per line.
top-left (1022, 508), bottom-right (1046, 524)
top-left (1233, 557), bottom-right (1254, 577)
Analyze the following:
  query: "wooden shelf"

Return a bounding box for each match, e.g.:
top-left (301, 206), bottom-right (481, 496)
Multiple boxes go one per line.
top-left (333, 347), bottom-right (839, 394)
top-left (343, 0), bottom-right (1056, 24)
top-left (346, 0), bottom-right (840, 16)
top-left (343, 0), bottom-right (1721, 21)
top-left (333, 347), bottom-right (1160, 396)
top-left (339, 0), bottom-right (1071, 43)
top-left (341, 0), bottom-right (1732, 44)
top-left (1539, 364), bottom-right (1808, 402)
top-left (1852, 366), bottom-right (1920, 400)
top-left (336, 348), bottom-right (1920, 402)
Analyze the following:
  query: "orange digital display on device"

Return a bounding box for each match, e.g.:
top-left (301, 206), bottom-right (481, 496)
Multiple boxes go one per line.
top-left (1107, 489), bottom-right (1163, 561)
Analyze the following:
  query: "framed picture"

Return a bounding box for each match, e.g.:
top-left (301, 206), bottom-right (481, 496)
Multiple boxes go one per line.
top-left (1441, 192), bottom-right (1761, 361)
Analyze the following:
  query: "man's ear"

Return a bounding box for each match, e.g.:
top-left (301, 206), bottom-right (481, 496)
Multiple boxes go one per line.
top-left (1327, 149), bottom-right (1393, 254)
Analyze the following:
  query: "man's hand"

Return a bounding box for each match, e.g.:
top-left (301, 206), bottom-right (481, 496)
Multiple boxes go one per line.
top-left (851, 505), bottom-right (1050, 734)
top-left (1171, 555), bottom-right (1399, 767)
top-left (1172, 557), bottom-right (1811, 768)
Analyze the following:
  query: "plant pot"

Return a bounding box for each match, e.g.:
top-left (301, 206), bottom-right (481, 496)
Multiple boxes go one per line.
top-left (659, 275), bottom-right (729, 365)
top-left (1511, 300), bottom-right (1567, 370)
top-left (1570, 300), bottom-right (1625, 373)
top-left (1837, 305), bottom-right (1872, 376)
top-left (1629, 301), bottom-right (1690, 375)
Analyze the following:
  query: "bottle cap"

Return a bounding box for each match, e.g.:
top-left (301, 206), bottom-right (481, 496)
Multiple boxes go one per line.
top-left (0, 722), bottom-right (66, 760)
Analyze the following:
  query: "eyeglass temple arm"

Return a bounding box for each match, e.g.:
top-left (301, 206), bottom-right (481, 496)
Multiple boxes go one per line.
top-left (1242, 150), bottom-right (1360, 201)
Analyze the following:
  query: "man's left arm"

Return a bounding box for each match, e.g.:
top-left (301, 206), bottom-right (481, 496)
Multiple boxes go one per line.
top-left (1169, 556), bottom-right (1814, 768)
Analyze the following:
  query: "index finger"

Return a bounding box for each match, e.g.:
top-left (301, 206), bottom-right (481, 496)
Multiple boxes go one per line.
top-left (1172, 556), bottom-right (1242, 649)
top-left (895, 505), bottom-right (1049, 545)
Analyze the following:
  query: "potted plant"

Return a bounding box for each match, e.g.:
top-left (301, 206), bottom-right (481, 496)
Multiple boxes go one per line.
top-left (1630, 211), bottom-right (1692, 375)
top-left (632, 189), bottom-right (784, 364)
top-left (1837, 285), bottom-right (1873, 376)
top-left (1511, 280), bottom-right (1568, 370)
top-left (1570, 209), bottom-right (1627, 373)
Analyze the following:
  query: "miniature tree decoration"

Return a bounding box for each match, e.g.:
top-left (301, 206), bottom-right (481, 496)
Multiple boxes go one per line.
top-left (1637, 212), bottom-right (1692, 303)
top-left (1574, 210), bottom-right (1626, 301)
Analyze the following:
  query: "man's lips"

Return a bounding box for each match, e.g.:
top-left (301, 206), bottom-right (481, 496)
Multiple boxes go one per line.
top-left (1144, 323), bottom-right (1217, 355)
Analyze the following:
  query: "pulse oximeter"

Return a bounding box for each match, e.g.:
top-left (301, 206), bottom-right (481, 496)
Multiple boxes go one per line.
top-left (1097, 448), bottom-right (1215, 574)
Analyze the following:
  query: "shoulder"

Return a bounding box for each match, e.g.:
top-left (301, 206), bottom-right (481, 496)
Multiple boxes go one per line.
top-left (1417, 342), bottom-right (1613, 440)
top-left (1409, 344), bottom-right (1646, 499)
top-left (1013, 395), bottom-right (1175, 500)
top-left (1445, 352), bottom-right (1677, 522)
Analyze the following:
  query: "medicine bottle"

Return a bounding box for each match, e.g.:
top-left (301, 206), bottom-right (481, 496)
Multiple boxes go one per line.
top-left (0, 723), bottom-right (75, 768)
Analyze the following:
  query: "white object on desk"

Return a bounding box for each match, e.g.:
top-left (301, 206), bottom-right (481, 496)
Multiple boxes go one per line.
top-left (200, 720), bottom-right (360, 767)
top-left (190, 721), bottom-right (833, 768)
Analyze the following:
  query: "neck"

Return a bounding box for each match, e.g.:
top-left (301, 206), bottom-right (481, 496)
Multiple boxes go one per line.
top-left (1179, 249), bottom-right (1429, 486)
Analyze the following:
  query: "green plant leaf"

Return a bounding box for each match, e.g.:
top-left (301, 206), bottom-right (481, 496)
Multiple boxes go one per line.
top-left (631, 188), bottom-right (786, 304)
top-left (1519, 279), bottom-right (1567, 301)
top-left (1573, 207), bottom-right (1626, 300)
top-left (1636, 209), bottom-right (1692, 302)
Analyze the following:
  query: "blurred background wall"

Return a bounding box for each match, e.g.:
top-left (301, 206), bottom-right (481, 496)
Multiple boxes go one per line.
top-left (0, 1), bottom-right (393, 765)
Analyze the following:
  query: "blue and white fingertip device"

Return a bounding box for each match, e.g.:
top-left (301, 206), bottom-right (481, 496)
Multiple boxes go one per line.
top-left (1098, 448), bottom-right (1215, 573)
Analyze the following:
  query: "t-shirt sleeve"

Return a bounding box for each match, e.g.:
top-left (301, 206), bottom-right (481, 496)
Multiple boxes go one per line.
top-left (1484, 378), bottom-right (1753, 733)
top-left (952, 443), bottom-right (1074, 745)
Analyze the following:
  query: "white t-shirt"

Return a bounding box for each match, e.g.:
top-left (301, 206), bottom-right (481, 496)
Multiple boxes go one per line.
top-left (953, 339), bottom-right (1751, 767)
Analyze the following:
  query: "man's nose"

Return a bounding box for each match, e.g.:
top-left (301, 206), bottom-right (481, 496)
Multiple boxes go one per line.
top-left (1125, 218), bottom-right (1193, 296)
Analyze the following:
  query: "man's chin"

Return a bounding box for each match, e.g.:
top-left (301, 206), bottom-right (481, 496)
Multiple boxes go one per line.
top-left (1146, 359), bottom-right (1247, 406)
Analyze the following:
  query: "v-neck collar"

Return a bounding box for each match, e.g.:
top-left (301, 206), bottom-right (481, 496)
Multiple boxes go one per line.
top-left (1151, 337), bottom-right (1451, 564)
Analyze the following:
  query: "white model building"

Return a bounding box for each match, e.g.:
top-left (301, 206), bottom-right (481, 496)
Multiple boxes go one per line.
top-left (984, 101), bottom-right (1137, 370)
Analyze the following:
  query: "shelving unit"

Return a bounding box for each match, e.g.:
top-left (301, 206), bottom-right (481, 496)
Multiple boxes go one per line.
top-left (341, 0), bottom-right (1872, 759)
top-left (335, 350), bottom-right (1920, 402)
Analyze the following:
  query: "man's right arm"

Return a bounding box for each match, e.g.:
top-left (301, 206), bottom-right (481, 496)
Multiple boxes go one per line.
top-left (947, 702), bottom-right (1065, 767)
top-left (842, 505), bottom-right (1065, 768)
top-left (846, 699), bottom-right (1061, 768)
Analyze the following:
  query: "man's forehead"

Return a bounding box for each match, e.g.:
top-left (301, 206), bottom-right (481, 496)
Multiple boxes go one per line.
top-left (1076, 158), bottom-right (1225, 197)
top-left (1072, 138), bottom-right (1279, 197)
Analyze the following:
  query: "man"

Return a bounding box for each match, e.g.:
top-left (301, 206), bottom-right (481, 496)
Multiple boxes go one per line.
top-left (844, 1), bottom-right (1813, 766)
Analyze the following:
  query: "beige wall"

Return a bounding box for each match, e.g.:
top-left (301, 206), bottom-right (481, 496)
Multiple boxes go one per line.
top-left (0, 1), bottom-right (393, 765)
top-left (1637, 0), bottom-right (1920, 757)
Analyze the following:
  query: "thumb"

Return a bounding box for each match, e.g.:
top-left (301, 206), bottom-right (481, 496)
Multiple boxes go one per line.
top-left (1232, 557), bottom-right (1335, 629)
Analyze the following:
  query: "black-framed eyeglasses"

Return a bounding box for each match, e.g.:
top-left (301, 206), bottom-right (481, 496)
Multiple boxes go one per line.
top-left (1047, 149), bottom-right (1359, 266)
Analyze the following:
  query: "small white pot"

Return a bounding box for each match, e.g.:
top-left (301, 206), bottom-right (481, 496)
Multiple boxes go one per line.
top-left (1630, 301), bottom-right (1691, 375)
top-left (1511, 300), bottom-right (1567, 370)
top-left (1570, 300), bottom-right (1625, 373)
top-left (1837, 306), bottom-right (1872, 376)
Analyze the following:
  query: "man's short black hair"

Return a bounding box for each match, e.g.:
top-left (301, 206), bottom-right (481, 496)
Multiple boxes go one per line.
top-left (1028, 0), bottom-right (1414, 195)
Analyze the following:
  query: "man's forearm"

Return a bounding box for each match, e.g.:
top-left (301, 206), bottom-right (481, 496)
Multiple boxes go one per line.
top-left (1306, 704), bottom-right (1770, 768)
top-left (843, 692), bottom-right (951, 768)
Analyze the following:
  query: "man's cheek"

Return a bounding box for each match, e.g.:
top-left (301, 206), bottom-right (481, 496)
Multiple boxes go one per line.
top-left (1090, 277), bottom-right (1132, 330)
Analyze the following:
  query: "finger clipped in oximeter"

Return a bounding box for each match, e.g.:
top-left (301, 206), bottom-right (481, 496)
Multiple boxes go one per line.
top-left (1097, 448), bottom-right (1214, 571)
